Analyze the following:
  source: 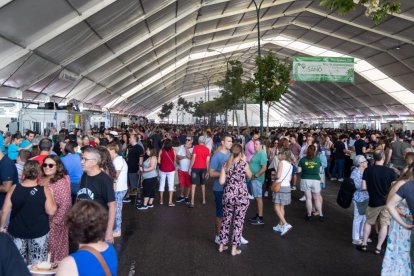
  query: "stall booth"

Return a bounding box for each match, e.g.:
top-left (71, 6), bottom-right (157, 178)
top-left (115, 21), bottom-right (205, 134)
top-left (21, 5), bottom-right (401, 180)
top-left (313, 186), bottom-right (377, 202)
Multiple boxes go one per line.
top-left (19, 109), bottom-right (84, 134)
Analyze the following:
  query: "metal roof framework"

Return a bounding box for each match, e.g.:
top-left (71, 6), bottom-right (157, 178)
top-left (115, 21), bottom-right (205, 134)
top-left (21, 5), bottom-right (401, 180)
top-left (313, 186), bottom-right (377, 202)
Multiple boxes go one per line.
top-left (0, 0), bottom-right (413, 121)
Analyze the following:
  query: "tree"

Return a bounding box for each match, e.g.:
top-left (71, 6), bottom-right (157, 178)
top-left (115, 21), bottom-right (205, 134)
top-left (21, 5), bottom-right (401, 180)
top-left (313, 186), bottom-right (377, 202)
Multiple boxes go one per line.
top-left (216, 60), bottom-right (244, 127)
top-left (319, 0), bottom-right (401, 24)
top-left (240, 80), bottom-right (257, 127)
top-left (158, 102), bottom-right (174, 123)
top-left (254, 52), bottom-right (292, 130)
top-left (176, 96), bottom-right (192, 123)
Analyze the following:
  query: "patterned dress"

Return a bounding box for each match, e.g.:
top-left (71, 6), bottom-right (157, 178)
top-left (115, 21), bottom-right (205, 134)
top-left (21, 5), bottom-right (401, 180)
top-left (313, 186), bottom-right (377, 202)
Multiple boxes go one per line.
top-left (48, 176), bottom-right (72, 264)
top-left (381, 199), bottom-right (412, 276)
top-left (219, 160), bottom-right (249, 246)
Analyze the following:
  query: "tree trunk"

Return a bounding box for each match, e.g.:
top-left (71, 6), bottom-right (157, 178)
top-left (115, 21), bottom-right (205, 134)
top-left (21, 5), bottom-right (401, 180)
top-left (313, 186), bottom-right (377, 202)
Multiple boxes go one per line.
top-left (266, 103), bottom-right (270, 133)
top-left (232, 108), bottom-right (235, 127)
top-left (244, 100), bottom-right (248, 127)
top-left (176, 111), bottom-right (179, 124)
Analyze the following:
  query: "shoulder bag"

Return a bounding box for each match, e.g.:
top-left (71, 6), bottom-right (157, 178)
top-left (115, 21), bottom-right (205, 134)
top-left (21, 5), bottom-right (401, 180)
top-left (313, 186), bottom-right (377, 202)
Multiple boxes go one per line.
top-left (81, 245), bottom-right (111, 276)
top-left (271, 163), bottom-right (292, 193)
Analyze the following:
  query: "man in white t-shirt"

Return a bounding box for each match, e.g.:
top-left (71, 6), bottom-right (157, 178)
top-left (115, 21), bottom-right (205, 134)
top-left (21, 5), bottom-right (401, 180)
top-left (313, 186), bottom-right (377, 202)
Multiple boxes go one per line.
top-left (113, 151), bottom-right (128, 238)
top-left (176, 136), bottom-right (193, 203)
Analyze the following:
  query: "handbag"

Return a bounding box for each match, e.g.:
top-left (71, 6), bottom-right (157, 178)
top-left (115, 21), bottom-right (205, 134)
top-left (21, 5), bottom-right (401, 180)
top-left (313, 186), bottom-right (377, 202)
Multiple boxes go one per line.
top-left (271, 164), bottom-right (292, 193)
top-left (81, 245), bottom-right (111, 276)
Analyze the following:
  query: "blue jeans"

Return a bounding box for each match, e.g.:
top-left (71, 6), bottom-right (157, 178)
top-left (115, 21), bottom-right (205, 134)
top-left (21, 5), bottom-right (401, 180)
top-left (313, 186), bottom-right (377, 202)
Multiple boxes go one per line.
top-left (332, 159), bottom-right (345, 179)
top-left (114, 190), bottom-right (128, 232)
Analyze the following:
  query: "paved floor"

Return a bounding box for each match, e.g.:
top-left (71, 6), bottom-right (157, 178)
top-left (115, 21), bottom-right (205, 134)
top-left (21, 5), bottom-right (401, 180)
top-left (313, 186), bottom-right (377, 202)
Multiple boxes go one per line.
top-left (115, 181), bottom-right (383, 276)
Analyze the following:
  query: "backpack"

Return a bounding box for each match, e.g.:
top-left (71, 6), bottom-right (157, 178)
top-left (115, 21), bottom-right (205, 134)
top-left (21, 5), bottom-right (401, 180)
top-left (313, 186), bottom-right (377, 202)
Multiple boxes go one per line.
top-left (336, 178), bottom-right (356, 208)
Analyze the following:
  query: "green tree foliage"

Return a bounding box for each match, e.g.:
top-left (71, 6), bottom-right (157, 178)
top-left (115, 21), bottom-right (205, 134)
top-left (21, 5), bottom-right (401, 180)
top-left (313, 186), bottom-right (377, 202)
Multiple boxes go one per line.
top-left (319, 0), bottom-right (401, 24)
top-left (216, 60), bottom-right (244, 126)
top-left (254, 52), bottom-right (292, 129)
top-left (240, 80), bottom-right (257, 127)
top-left (158, 102), bottom-right (174, 122)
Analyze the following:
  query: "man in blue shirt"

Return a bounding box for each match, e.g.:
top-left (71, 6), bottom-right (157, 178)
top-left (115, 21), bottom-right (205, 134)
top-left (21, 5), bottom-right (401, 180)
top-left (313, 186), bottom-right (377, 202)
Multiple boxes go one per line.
top-left (0, 132), bottom-right (5, 155)
top-left (209, 135), bottom-right (249, 245)
top-left (19, 131), bottom-right (35, 151)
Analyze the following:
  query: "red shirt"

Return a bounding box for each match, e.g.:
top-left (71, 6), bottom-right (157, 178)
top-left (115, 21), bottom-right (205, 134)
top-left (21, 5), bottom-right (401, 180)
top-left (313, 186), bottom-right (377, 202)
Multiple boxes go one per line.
top-left (192, 145), bottom-right (210, 169)
top-left (159, 149), bottom-right (175, 172)
top-left (30, 154), bottom-right (49, 166)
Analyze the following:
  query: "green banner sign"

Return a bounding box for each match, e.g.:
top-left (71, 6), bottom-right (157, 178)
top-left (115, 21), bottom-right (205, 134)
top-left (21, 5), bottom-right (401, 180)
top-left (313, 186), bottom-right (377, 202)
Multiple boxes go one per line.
top-left (293, 56), bottom-right (354, 83)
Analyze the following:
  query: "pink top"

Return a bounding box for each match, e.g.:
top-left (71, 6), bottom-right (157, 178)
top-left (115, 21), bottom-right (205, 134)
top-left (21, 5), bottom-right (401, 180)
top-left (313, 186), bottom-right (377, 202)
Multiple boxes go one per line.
top-left (245, 140), bottom-right (255, 163)
top-left (49, 176), bottom-right (71, 226)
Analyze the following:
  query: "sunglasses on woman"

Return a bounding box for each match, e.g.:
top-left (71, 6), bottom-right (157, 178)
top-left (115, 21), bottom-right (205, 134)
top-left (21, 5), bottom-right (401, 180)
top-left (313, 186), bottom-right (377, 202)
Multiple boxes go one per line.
top-left (42, 163), bottom-right (56, 168)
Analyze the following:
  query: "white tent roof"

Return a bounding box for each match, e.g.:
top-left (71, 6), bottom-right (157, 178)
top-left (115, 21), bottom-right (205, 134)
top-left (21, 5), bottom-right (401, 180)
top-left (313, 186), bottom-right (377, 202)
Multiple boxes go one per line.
top-left (0, 0), bottom-right (414, 121)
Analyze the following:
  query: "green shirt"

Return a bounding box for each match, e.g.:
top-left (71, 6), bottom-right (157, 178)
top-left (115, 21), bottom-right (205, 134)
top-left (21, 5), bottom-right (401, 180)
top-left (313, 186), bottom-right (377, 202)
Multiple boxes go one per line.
top-left (299, 156), bottom-right (321, 180)
top-left (249, 150), bottom-right (268, 182)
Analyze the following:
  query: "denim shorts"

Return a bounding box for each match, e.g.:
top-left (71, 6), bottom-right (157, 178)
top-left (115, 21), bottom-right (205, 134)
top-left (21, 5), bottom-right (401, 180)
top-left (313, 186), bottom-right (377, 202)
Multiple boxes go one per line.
top-left (251, 179), bottom-right (263, 198)
top-left (214, 191), bottom-right (224, 218)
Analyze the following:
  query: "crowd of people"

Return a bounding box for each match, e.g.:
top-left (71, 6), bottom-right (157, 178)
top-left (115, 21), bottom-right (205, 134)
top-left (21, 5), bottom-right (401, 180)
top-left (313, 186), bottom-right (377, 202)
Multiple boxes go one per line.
top-left (0, 123), bottom-right (414, 275)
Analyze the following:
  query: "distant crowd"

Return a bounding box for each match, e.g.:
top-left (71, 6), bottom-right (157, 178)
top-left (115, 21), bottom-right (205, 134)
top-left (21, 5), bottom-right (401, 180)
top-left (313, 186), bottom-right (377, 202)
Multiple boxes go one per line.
top-left (0, 123), bottom-right (413, 275)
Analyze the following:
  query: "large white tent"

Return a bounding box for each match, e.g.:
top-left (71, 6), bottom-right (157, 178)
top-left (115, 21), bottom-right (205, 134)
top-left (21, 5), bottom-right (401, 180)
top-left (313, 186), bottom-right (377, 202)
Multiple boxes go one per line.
top-left (0, 0), bottom-right (413, 123)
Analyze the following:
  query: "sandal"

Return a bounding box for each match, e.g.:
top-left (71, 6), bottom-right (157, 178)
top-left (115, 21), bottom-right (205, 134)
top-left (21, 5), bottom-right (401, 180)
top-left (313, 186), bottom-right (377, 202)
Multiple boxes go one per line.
top-left (374, 248), bottom-right (384, 255)
top-left (168, 203), bottom-right (175, 207)
top-left (218, 245), bottom-right (228, 252)
top-left (231, 249), bottom-right (242, 256)
top-left (357, 244), bottom-right (368, 252)
top-left (189, 203), bottom-right (194, 208)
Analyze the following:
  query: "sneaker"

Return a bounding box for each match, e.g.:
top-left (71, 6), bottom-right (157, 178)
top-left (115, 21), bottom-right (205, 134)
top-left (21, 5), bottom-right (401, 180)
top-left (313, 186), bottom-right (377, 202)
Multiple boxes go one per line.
top-left (123, 196), bottom-right (132, 203)
top-left (352, 239), bottom-right (362, 245)
top-left (338, 178), bottom-right (344, 182)
top-left (291, 186), bottom-right (296, 191)
top-left (331, 177), bottom-right (337, 181)
top-left (113, 231), bottom-right (121, 238)
top-left (305, 215), bottom-right (312, 222)
top-left (215, 235), bottom-right (220, 245)
top-left (273, 224), bottom-right (283, 232)
top-left (251, 218), bottom-right (265, 225)
top-left (280, 224), bottom-right (293, 236)
top-left (147, 204), bottom-right (154, 208)
top-left (367, 238), bottom-right (373, 243)
top-left (185, 197), bottom-right (190, 204)
top-left (299, 195), bottom-right (306, 202)
top-left (241, 236), bottom-right (249, 245)
top-left (249, 215), bottom-right (259, 222)
top-left (264, 191), bottom-right (269, 197)
top-left (137, 205), bottom-right (148, 210)
top-left (248, 194), bottom-right (254, 200)
top-left (176, 196), bottom-right (185, 203)
top-left (319, 215), bottom-right (325, 222)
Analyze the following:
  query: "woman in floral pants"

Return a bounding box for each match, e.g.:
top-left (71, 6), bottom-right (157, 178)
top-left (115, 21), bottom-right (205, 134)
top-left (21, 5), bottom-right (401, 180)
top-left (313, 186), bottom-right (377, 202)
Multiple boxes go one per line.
top-left (218, 144), bottom-right (252, 256)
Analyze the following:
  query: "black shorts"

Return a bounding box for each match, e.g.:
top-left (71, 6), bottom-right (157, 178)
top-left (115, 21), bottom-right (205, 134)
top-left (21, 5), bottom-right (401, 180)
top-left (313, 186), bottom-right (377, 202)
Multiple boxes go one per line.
top-left (191, 168), bottom-right (207, 185)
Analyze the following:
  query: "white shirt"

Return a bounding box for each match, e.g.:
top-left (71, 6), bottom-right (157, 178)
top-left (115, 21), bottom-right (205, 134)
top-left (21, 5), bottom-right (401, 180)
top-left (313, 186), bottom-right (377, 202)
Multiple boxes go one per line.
top-left (177, 145), bottom-right (193, 172)
top-left (113, 155), bottom-right (128, 192)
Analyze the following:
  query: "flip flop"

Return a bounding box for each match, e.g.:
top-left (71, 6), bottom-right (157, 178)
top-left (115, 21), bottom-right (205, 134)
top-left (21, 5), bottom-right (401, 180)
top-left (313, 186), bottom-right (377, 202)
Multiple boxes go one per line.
top-left (231, 249), bottom-right (242, 256)
top-left (218, 246), bottom-right (228, 252)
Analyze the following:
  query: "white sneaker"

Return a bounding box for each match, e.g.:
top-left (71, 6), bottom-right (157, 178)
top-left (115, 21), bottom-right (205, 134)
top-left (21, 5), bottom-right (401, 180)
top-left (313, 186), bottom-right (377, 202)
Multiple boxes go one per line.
top-left (215, 235), bottom-right (220, 245)
top-left (352, 239), bottom-right (362, 245)
top-left (240, 236), bottom-right (249, 245)
top-left (338, 178), bottom-right (344, 182)
top-left (273, 224), bottom-right (282, 232)
top-left (280, 224), bottom-right (293, 236)
top-left (248, 194), bottom-right (254, 200)
top-left (299, 195), bottom-right (306, 202)
top-left (331, 177), bottom-right (337, 181)
top-left (264, 191), bottom-right (269, 197)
